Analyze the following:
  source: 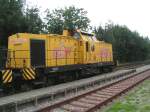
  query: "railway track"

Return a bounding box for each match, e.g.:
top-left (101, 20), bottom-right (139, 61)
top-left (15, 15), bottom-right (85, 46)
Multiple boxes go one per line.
top-left (0, 65), bottom-right (150, 112)
top-left (38, 69), bottom-right (150, 112)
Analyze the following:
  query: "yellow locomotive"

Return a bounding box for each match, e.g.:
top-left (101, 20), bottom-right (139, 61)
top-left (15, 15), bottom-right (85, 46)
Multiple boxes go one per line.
top-left (0, 30), bottom-right (113, 90)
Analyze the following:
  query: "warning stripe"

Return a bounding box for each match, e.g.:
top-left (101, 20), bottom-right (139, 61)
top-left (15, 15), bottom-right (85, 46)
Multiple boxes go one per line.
top-left (22, 74), bottom-right (28, 80)
top-left (3, 70), bottom-right (11, 83)
top-left (4, 74), bottom-right (11, 83)
top-left (27, 68), bottom-right (35, 76)
top-left (25, 69), bottom-right (35, 79)
top-left (2, 70), bottom-right (12, 83)
top-left (8, 76), bottom-right (12, 83)
top-left (23, 69), bottom-right (32, 80)
top-left (22, 68), bottom-right (36, 80)
top-left (5, 70), bottom-right (12, 83)
top-left (2, 70), bottom-right (10, 79)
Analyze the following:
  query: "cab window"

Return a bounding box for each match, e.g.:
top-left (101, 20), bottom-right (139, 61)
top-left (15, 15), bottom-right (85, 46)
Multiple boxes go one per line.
top-left (73, 32), bottom-right (80, 39)
top-left (86, 42), bottom-right (89, 52)
top-left (91, 45), bottom-right (95, 52)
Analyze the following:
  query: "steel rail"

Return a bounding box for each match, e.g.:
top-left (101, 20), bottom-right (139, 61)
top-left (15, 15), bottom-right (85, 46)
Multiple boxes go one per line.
top-left (37, 69), bottom-right (150, 112)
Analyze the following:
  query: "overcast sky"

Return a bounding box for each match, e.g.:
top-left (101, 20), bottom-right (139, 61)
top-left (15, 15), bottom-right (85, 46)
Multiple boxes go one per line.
top-left (27, 0), bottom-right (150, 37)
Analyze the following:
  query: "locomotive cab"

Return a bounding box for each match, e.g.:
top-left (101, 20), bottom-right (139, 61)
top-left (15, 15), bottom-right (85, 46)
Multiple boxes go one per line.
top-left (62, 30), bottom-right (113, 65)
top-left (75, 30), bottom-right (113, 66)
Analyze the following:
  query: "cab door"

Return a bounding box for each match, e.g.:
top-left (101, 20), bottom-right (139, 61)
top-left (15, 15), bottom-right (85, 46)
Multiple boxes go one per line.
top-left (85, 41), bottom-right (91, 63)
top-left (30, 39), bottom-right (45, 67)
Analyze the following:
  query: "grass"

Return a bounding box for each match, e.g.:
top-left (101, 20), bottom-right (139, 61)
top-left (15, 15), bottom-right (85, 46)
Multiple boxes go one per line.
top-left (101, 79), bottom-right (150, 112)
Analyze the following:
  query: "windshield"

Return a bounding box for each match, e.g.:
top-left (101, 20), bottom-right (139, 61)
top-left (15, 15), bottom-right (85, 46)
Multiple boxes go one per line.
top-left (73, 32), bottom-right (81, 39)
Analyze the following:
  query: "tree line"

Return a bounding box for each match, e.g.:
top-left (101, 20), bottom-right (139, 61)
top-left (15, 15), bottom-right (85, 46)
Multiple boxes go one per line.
top-left (0, 0), bottom-right (150, 63)
top-left (94, 23), bottom-right (150, 63)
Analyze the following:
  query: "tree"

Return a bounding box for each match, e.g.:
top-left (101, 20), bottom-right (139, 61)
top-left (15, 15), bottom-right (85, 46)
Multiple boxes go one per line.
top-left (24, 7), bottom-right (43, 34)
top-left (94, 23), bottom-right (150, 63)
top-left (0, 0), bottom-right (24, 46)
top-left (0, 0), bottom-right (43, 47)
top-left (45, 6), bottom-right (90, 34)
top-left (94, 26), bottom-right (105, 41)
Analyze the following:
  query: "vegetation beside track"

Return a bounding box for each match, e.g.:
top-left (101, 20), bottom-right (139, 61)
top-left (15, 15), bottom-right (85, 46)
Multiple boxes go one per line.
top-left (102, 79), bottom-right (150, 112)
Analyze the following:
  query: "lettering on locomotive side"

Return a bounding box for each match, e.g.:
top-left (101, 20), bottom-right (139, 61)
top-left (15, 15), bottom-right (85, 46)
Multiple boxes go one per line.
top-left (10, 38), bottom-right (27, 44)
top-left (97, 48), bottom-right (111, 58)
top-left (53, 41), bottom-right (74, 59)
top-left (53, 47), bottom-right (72, 59)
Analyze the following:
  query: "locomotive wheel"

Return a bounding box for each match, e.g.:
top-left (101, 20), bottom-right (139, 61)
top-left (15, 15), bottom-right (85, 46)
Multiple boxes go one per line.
top-left (46, 74), bottom-right (58, 86)
top-left (21, 82), bottom-right (32, 91)
top-left (2, 83), bottom-right (14, 94)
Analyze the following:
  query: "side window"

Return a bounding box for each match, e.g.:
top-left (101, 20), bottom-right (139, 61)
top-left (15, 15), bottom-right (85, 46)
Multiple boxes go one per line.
top-left (91, 45), bottom-right (95, 52)
top-left (86, 42), bottom-right (89, 52)
top-left (73, 32), bottom-right (80, 39)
